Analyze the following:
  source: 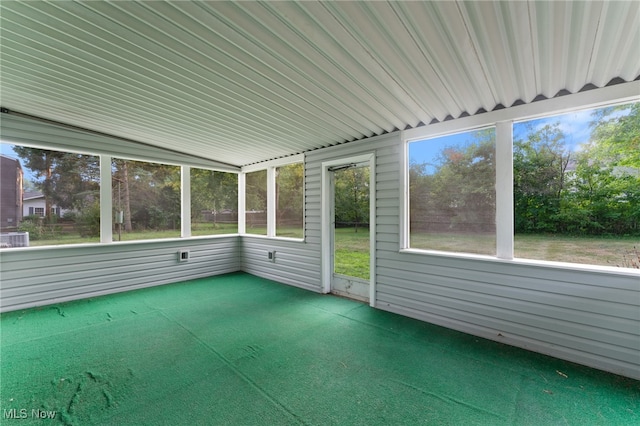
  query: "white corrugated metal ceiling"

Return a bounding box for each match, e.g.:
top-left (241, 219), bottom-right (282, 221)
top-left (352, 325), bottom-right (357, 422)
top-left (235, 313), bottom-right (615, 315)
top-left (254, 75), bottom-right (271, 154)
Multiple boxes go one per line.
top-left (1, 1), bottom-right (638, 167)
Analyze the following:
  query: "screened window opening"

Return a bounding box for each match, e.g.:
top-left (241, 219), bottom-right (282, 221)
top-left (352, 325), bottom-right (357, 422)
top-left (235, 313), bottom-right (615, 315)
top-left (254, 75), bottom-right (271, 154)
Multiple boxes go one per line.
top-left (112, 158), bottom-right (180, 241)
top-left (513, 102), bottom-right (640, 267)
top-left (408, 128), bottom-right (496, 255)
top-left (245, 170), bottom-right (267, 235)
top-left (0, 143), bottom-right (100, 247)
top-left (276, 163), bottom-right (304, 238)
top-left (190, 168), bottom-right (238, 236)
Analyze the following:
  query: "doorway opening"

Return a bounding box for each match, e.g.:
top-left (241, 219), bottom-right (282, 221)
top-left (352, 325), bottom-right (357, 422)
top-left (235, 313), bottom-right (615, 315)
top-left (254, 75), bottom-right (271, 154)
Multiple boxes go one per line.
top-left (321, 154), bottom-right (375, 306)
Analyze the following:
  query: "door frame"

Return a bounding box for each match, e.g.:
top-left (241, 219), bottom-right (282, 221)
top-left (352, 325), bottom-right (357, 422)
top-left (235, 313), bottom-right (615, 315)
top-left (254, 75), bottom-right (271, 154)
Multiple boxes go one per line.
top-left (321, 153), bottom-right (376, 307)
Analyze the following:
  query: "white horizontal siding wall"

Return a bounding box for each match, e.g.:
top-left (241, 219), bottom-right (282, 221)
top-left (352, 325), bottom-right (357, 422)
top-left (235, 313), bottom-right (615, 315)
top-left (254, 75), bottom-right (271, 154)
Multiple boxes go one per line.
top-left (240, 237), bottom-right (321, 292)
top-left (0, 237), bottom-right (240, 312)
top-left (1, 113), bottom-right (238, 171)
top-left (376, 253), bottom-right (640, 380)
top-left (253, 131), bottom-right (640, 380)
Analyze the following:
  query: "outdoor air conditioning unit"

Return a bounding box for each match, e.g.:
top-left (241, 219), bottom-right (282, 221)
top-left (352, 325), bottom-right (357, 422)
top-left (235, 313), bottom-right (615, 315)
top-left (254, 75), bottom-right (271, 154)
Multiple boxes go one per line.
top-left (0, 232), bottom-right (30, 248)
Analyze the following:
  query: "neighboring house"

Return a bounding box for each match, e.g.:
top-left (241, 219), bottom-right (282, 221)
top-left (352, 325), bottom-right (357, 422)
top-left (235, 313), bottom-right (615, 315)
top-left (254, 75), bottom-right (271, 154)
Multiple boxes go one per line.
top-left (0, 154), bottom-right (23, 230)
top-left (23, 191), bottom-right (64, 218)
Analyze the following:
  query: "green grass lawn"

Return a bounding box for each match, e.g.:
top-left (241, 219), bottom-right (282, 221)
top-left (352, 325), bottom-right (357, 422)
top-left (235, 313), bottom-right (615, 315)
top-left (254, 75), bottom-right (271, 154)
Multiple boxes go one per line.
top-left (28, 234), bottom-right (101, 246)
top-left (410, 232), bottom-right (496, 255)
top-left (191, 222), bottom-right (238, 236)
top-left (28, 224), bottom-right (238, 246)
top-left (23, 225), bottom-right (640, 270)
top-left (243, 225), bottom-right (304, 239)
top-left (411, 231), bottom-right (639, 268)
top-left (514, 234), bottom-right (639, 267)
top-left (334, 229), bottom-right (638, 272)
top-left (334, 227), bottom-right (370, 279)
top-left (28, 223), bottom-right (301, 246)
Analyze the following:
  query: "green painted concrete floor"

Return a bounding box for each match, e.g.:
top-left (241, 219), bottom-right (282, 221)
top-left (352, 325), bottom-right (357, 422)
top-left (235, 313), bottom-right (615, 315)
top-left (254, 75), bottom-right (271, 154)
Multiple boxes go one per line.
top-left (1, 272), bottom-right (638, 425)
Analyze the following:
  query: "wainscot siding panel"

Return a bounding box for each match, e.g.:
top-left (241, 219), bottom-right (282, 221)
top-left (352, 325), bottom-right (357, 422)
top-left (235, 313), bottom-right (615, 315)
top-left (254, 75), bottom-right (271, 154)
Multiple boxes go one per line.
top-left (375, 254), bottom-right (639, 378)
top-left (0, 237), bottom-right (240, 312)
top-left (240, 236), bottom-right (321, 292)
top-left (375, 283), bottom-right (637, 349)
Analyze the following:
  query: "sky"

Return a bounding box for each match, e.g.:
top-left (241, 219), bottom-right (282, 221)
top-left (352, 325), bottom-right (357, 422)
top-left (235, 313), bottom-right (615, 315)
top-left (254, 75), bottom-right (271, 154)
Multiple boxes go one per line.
top-left (408, 130), bottom-right (482, 174)
top-left (408, 103), bottom-right (632, 174)
top-left (1, 142), bottom-right (18, 158)
top-left (1, 142), bottom-right (37, 182)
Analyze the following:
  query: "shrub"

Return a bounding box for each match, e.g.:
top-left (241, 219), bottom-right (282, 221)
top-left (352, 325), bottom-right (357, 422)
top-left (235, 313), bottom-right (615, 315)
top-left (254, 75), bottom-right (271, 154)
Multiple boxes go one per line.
top-left (62, 211), bottom-right (78, 222)
top-left (75, 201), bottom-right (101, 237)
top-left (17, 218), bottom-right (43, 240)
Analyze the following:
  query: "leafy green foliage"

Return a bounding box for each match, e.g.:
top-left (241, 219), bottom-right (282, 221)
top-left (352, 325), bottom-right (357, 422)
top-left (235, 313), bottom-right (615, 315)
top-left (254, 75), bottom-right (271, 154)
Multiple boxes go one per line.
top-left (334, 166), bottom-right (369, 230)
top-left (17, 216), bottom-right (62, 241)
top-left (245, 170), bottom-right (267, 232)
top-left (514, 102), bottom-right (639, 236)
top-left (514, 122), bottom-right (570, 233)
top-left (191, 168), bottom-right (238, 225)
top-left (276, 163), bottom-right (304, 234)
top-left (75, 200), bottom-right (101, 237)
top-left (12, 146), bottom-right (100, 225)
top-left (112, 159), bottom-right (180, 232)
top-left (409, 128), bottom-right (496, 254)
top-left (245, 170), bottom-right (267, 212)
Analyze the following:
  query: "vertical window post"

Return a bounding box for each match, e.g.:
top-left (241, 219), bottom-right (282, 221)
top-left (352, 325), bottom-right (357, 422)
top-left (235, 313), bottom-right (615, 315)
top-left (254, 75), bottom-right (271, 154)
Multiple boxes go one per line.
top-left (181, 166), bottom-right (191, 238)
top-left (238, 172), bottom-right (246, 234)
top-left (100, 154), bottom-right (112, 243)
top-left (495, 121), bottom-right (514, 259)
top-left (267, 167), bottom-right (276, 237)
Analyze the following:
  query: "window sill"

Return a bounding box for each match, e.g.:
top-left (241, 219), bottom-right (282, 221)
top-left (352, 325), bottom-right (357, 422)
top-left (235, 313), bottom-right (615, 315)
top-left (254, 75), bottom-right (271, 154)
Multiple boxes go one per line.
top-left (240, 233), bottom-right (304, 243)
top-left (0, 234), bottom-right (239, 251)
top-left (399, 248), bottom-right (640, 276)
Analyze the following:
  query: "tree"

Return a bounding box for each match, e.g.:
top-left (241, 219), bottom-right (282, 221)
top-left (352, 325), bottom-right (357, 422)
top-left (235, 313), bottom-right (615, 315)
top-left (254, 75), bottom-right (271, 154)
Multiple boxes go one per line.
top-left (276, 163), bottom-right (303, 228)
top-left (46, 153), bottom-right (100, 210)
top-left (12, 146), bottom-right (99, 223)
top-left (245, 170), bottom-right (267, 211)
top-left (567, 102), bottom-right (640, 235)
top-left (409, 160), bottom-right (433, 231)
top-left (245, 170), bottom-right (267, 229)
top-left (434, 129), bottom-right (495, 232)
top-left (112, 159), bottom-right (181, 232)
top-left (513, 122), bottom-right (570, 233)
top-left (191, 168), bottom-right (238, 225)
top-left (588, 103), bottom-right (640, 169)
top-left (12, 147), bottom-right (58, 223)
top-left (112, 159), bottom-right (133, 232)
top-left (334, 166), bottom-right (369, 232)
top-left (410, 129), bottom-right (495, 234)
top-left (513, 102), bottom-right (639, 236)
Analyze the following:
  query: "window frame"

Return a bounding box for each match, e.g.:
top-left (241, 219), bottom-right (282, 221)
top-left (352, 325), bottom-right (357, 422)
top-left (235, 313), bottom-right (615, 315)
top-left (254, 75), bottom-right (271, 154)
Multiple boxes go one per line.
top-left (187, 166), bottom-right (239, 237)
top-left (406, 125), bottom-right (499, 256)
top-left (1, 142), bottom-right (102, 246)
top-left (5, 149), bottom-right (305, 248)
top-left (103, 160), bottom-right (241, 244)
top-left (109, 156), bottom-right (182, 242)
top-left (0, 146), bottom-right (241, 249)
top-left (240, 154), bottom-right (305, 241)
top-left (401, 83), bottom-right (639, 272)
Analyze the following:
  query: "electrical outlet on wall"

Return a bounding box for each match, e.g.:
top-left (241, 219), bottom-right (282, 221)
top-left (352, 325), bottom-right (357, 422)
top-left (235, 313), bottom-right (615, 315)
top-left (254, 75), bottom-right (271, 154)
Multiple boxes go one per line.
top-left (178, 250), bottom-right (190, 262)
top-left (267, 250), bottom-right (276, 262)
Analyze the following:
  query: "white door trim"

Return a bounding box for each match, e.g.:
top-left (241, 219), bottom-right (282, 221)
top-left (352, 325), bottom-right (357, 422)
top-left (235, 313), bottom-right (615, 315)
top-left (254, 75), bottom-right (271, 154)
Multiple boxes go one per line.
top-left (321, 153), bottom-right (376, 307)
